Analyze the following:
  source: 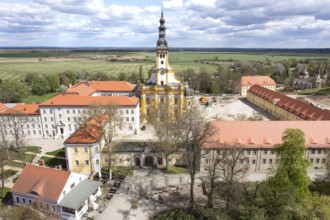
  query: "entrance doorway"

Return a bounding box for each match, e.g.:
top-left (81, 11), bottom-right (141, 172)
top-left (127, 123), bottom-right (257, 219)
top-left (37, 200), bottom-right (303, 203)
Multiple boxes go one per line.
top-left (144, 156), bottom-right (154, 167)
top-left (135, 157), bottom-right (141, 166)
top-left (158, 157), bottom-right (163, 166)
top-left (60, 128), bottom-right (64, 134)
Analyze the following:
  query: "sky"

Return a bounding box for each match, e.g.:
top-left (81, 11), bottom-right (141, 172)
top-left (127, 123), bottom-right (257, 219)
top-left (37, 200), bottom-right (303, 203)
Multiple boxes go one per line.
top-left (1, 0), bottom-right (330, 48)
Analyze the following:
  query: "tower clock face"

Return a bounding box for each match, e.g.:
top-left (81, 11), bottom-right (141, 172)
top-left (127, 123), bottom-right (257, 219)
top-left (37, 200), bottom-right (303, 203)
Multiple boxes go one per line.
top-left (160, 71), bottom-right (165, 75)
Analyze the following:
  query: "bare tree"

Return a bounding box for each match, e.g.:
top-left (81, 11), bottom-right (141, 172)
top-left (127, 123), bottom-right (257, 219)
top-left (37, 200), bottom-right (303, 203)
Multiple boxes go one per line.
top-left (7, 112), bottom-right (28, 148)
top-left (202, 149), bottom-right (222, 208)
top-left (83, 103), bottom-right (120, 180)
top-left (180, 106), bottom-right (216, 211)
top-left (216, 145), bottom-right (249, 213)
top-left (0, 118), bottom-right (10, 159)
top-left (150, 104), bottom-right (182, 171)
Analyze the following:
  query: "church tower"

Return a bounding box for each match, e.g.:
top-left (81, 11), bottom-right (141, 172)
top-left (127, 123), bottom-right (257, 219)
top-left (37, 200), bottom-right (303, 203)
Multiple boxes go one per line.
top-left (139, 11), bottom-right (193, 122)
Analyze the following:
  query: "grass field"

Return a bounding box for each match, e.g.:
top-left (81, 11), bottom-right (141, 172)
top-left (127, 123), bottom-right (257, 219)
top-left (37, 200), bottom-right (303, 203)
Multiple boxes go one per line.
top-left (0, 50), bottom-right (329, 80)
top-left (45, 148), bottom-right (66, 158)
top-left (22, 93), bottom-right (57, 104)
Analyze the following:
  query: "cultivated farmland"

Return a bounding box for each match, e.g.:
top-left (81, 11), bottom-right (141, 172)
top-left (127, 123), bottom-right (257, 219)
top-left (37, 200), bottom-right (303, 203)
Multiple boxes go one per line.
top-left (0, 50), bottom-right (329, 80)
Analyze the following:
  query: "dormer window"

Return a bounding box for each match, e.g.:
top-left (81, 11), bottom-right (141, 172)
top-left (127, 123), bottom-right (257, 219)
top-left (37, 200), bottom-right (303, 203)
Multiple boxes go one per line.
top-left (29, 191), bottom-right (39, 196)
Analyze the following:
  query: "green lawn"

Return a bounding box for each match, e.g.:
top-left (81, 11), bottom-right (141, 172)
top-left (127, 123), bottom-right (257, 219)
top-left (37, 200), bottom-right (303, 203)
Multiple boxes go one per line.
top-left (40, 156), bottom-right (67, 169)
top-left (22, 146), bottom-right (41, 153)
top-left (1, 170), bottom-right (18, 179)
top-left (102, 166), bottom-right (134, 177)
top-left (5, 161), bottom-right (25, 168)
top-left (46, 148), bottom-right (66, 158)
top-left (22, 92), bottom-right (58, 104)
top-left (1, 147), bottom-right (37, 167)
top-left (298, 87), bottom-right (330, 95)
top-left (160, 166), bottom-right (189, 174)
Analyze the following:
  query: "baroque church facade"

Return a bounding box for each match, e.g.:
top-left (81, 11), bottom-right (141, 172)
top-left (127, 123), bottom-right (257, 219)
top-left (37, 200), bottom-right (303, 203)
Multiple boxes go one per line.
top-left (139, 12), bottom-right (193, 122)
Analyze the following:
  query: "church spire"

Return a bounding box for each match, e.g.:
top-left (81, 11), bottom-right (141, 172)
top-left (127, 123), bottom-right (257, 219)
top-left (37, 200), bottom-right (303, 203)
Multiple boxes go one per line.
top-left (157, 10), bottom-right (168, 48)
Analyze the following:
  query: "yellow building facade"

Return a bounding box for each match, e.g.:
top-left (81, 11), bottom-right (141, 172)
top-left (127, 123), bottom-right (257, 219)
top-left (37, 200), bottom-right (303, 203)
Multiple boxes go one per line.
top-left (140, 12), bottom-right (193, 122)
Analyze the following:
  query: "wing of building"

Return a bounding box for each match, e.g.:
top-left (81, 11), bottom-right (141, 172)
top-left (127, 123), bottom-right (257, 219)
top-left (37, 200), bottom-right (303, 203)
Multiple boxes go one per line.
top-left (239, 76), bottom-right (276, 96)
top-left (0, 103), bottom-right (42, 138)
top-left (11, 164), bottom-right (101, 220)
top-left (202, 120), bottom-right (330, 181)
top-left (247, 85), bottom-right (330, 120)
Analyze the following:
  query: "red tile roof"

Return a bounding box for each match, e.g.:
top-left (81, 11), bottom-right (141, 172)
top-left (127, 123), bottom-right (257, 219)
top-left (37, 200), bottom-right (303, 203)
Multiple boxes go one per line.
top-left (11, 165), bottom-right (70, 202)
top-left (0, 102), bottom-right (7, 112)
top-left (205, 120), bottom-right (330, 149)
top-left (66, 83), bottom-right (96, 96)
top-left (248, 85), bottom-right (330, 120)
top-left (65, 114), bottom-right (109, 144)
top-left (88, 81), bottom-right (137, 92)
top-left (41, 93), bottom-right (139, 107)
top-left (240, 76), bottom-right (276, 86)
top-left (0, 103), bottom-right (40, 115)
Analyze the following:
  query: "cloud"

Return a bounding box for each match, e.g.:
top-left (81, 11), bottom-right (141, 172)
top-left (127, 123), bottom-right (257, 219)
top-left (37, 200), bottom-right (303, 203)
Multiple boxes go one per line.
top-left (1, 0), bottom-right (330, 48)
top-left (163, 0), bottom-right (183, 10)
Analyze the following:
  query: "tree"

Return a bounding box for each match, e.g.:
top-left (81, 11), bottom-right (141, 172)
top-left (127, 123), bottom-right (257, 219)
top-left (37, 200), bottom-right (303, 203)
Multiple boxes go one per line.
top-left (198, 68), bottom-right (212, 93)
top-left (0, 80), bottom-right (29, 103)
top-left (7, 112), bottom-right (28, 149)
top-left (31, 76), bottom-right (50, 95)
top-left (180, 107), bottom-right (216, 211)
top-left (83, 103), bottom-right (120, 180)
top-left (150, 104), bottom-right (182, 172)
top-left (45, 74), bottom-right (60, 92)
top-left (0, 118), bottom-right (10, 159)
top-left (117, 72), bottom-right (128, 81)
top-left (263, 128), bottom-right (311, 217)
top-left (139, 64), bottom-right (143, 82)
top-left (94, 72), bottom-right (109, 81)
top-left (216, 145), bottom-right (249, 213)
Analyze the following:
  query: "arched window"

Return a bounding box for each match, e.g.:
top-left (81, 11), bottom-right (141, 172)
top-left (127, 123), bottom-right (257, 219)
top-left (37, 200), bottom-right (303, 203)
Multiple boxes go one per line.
top-left (146, 97), bottom-right (150, 104)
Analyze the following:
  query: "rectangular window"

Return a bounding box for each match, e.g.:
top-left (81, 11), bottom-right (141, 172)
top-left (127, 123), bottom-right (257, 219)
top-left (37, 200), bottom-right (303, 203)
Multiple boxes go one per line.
top-left (316, 158), bottom-right (320, 163)
top-left (129, 126), bottom-right (133, 131)
top-left (43, 110), bottom-right (46, 114)
top-left (85, 160), bottom-right (89, 166)
top-left (67, 110), bottom-right (69, 114)
top-left (75, 160), bottom-right (79, 166)
top-left (96, 159), bottom-right (100, 165)
top-left (74, 147), bottom-right (78, 153)
top-left (67, 117), bottom-right (70, 122)
top-left (252, 150), bottom-right (256, 155)
top-left (246, 150), bottom-right (250, 155)
top-left (263, 150), bottom-right (267, 155)
top-left (50, 117), bottom-right (54, 122)
top-left (50, 109), bottom-right (53, 113)
top-left (126, 117), bottom-right (129, 122)
top-left (73, 110), bottom-right (75, 114)
top-left (16, 197), bottom-right (19, 203)
top-left (322, 159), bottom-right (326, 163)
top-left (252, 159), bottom-right (256, 164)
top-left (44, 117), bottom-right (47, 122)
top-left (59, 114), bottom-right (62, 118)
top-left (318, 149), bottom-right (322, 154)
top-left (131, 110), bottom-right (134, 114)
top-left (22, 198), bottom-right (25, 203)
top-left (269, 159), bottom-right (273, 164)
top-left (311, 150), bottom-right (315, 154)
top-left (126, 110), bottom-right (129, 114)
top-left (310, 159), bottom-right (314, 163)
top-left (262, 159), bottom-right (266, 164)
top-left (84, 147), bottom-right (88, 153)
top-left (131, 117), bottom-right (134, 122)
